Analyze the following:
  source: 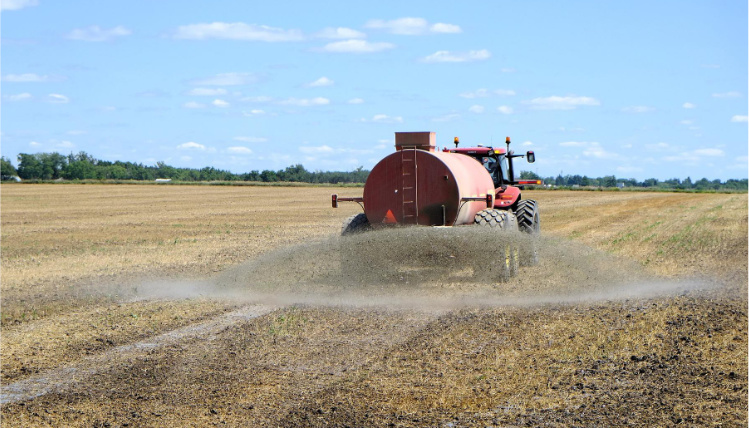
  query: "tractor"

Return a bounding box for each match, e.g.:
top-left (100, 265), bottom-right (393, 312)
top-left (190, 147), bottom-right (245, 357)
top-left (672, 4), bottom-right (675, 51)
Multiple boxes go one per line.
top-left (332, 132), bottom-right (541, 281)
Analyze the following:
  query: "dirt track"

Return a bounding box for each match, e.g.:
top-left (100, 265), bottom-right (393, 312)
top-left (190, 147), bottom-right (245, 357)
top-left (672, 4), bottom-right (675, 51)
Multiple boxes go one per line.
top-left (1, 185), bottom-right (747, 426)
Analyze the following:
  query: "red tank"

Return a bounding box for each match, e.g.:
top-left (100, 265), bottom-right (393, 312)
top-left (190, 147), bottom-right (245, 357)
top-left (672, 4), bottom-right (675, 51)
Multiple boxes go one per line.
top-left (363, 135), bottom-right (494, 226)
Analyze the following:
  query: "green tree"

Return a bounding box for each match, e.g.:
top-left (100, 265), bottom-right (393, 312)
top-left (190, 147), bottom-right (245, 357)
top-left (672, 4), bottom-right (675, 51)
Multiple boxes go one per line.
top-left (17, 153), bottom-right (43, 179)
top-left (260, 170), bottom-right (279, 182)
top-left (1, 156), bottom-right (18, 177)
top-left (519, 170), bottom-right (541, 180)
top-left (62, 160), bottom-right (97, 180)
top-left (601, 175), bottom-right (617, 188)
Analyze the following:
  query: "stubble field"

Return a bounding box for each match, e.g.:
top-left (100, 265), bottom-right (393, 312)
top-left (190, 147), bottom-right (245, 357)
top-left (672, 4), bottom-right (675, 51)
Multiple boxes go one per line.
top-left (1, 184), bottom-right (747, 427)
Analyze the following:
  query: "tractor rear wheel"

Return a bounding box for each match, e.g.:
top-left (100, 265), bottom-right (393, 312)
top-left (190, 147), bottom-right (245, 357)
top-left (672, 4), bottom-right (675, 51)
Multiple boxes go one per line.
top-left (341, 213), bottom-right (371, 236)
top-left (514, 200), bottom-right (540, 234)
top-left (514, 200), bottom-right (540, 266)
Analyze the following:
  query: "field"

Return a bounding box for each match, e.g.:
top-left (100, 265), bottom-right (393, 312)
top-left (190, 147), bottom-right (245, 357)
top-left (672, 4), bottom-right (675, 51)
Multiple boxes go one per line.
top-left (1, 184), bottom-right (747, 427)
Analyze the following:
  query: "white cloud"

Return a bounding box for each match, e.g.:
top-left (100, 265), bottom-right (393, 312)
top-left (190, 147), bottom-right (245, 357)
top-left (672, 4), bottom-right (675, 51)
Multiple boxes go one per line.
top-left (665, 148), bottom-right (725, 163)
top-left (2, 73), bottom-right (51, 82)
top-left (432, 113), bottom-right (461, 122)
top-left (29, 141), bottom-right (41, 147)
top-left (712, 91), bottom-right (741, 98)
top-left (319, 39), bottom-right (395, 53)
top-left (212, 99), bottom-right (230, 108)
top-left (682, 102), bottom-right (696, 109)
top-left (680, 120), bottom-right (693, 125)
top-left (1, 0), bottom-right (38, 11)
top-left (227, 146), bottom-right (253, 154)
top-left (621, 106), bottom-right (655, 113)
top-left (422, 49), bottom-right (491, 63)
top-left (694, 148), bottom-right (724, 157)
top-left (306, 76), bottom-right (334, 87)
top-left (183, 101), bottom-right (205, 109)
top-left (315, 27), bottom-right (366, 39)
top-left (459, 88), bottom-right (515, 98)
top-left (521, 141), bottom-right (533, 146)
top-left (581, 142), bottom-right (619, 159)
top-left (6, 92), bottom-right (32, 101)
top-left (57, 140), bottom-right (75, 148)
top-left (67, 25), bottom-right (131, 42)
top-left (497, 106), bottom-right (513, 114)
top-left (347, 98), bottom-right (364, 104)
top-left (365, 17), bottom-right (461, 35)
top-left (469, 105), bottom-right (484, 114)
top-left (242, 109), bottom-right (265, 116)
top-left (241, 95), bottom-right (273, 103)
top-left (173, 22), bottom-right (303, 42)
top-left (365, 17), bottom-right (428, 35)
top-left (177, 142), bottom-right (206, 150)
top-left (500, 67), bottom-right (516, 73)
top-left (560, 141), bottom-right (587, 147)
top-left (430, 23), bottom-right (461, 33)
top-left (731, 115), bottom-right (748, 122)
top-left (366, 114), bottom-right (403, 123)
top-left (559, 141), bottom-right (619, 159)
top-left (191, 72), bottom-right (257, 86)
top-left (525, 95), bottom-right (600, 110)
top-left (299, 145), bottom-right (334, 154)
top-left (188, 88), bottom-right (227, 96)
top-left (645, 142), bottom-right (673, 152)
top-left (47, 93), bottom-right (69, 104)
top-left (460, 88), bottom-right (490, 98)
top-left (558, 127), bottom-right (585, 132)
top-left (233, 136), bottom-right (267, 143)
top-left (278, 97), bottom-right (330, 106)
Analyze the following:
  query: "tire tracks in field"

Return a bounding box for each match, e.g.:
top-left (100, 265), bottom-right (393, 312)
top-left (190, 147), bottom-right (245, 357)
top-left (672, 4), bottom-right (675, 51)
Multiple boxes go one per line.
top-left (0, 304), bottom-right (277, 406)
top-left (1, 305), bottom-right (451, 427)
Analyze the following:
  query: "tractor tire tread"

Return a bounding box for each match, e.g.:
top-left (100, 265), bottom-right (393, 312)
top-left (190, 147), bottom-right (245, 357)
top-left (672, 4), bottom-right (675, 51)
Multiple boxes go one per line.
top-left (341, 213), bottom-right (371, 236)
top-left (514, 200), bottom-right (540, 235)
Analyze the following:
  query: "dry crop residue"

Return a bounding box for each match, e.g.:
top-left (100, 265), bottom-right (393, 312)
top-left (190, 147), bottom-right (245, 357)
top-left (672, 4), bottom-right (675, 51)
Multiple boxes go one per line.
top-left (1, 185), bottom-right (746, 426)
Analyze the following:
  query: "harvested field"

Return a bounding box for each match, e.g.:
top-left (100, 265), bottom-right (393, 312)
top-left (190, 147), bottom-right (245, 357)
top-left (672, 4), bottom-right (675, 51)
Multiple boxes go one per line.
top-left (1, 184), bottom-right (747, 426)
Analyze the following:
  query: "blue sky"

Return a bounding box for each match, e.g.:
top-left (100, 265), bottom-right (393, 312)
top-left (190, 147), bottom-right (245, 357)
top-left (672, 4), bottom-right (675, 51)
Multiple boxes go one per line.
top-left (2, 0), bottom-right (747, 180)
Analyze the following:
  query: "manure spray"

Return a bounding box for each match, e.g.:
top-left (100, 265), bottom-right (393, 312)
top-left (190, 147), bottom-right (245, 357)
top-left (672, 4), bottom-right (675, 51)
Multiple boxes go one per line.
top-left (129, 228), bottom-right (716, 309)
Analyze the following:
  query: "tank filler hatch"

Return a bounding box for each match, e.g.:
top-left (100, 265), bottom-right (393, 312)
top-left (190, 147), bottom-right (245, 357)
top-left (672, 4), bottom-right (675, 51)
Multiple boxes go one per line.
top-left (395, 132), bottom-right (436, 152)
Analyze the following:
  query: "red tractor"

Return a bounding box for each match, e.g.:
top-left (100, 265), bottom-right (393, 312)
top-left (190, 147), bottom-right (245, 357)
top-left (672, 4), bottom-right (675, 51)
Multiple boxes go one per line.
top-left (332, 132), bottom-right (541, 279)
top-left (333, 132), bottom-right (540, 232)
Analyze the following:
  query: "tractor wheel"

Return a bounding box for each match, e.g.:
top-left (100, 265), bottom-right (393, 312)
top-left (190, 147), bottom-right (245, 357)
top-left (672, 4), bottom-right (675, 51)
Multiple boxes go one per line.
top-left (514, 200), bottom-right (540, 266)
top-left (474, 209), bottom-right (520, 282)
top-left (474, 209), bottom-right (519, 230)
top-left (514, 200), bottom-right (540, 234)
top-left (341, 213), bottom-right (371, 236)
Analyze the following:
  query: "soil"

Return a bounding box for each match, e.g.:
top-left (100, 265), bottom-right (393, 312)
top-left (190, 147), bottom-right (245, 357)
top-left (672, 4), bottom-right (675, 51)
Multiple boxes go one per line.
top-left (1, 185), bottom-right (746, 427)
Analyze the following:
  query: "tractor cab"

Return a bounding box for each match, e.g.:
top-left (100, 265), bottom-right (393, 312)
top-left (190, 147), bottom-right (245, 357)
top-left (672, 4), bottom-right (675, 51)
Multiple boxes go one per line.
top-left (444, 137), bottom-right (537, 189)
top-left (445, 146), bottom-right (509, 188)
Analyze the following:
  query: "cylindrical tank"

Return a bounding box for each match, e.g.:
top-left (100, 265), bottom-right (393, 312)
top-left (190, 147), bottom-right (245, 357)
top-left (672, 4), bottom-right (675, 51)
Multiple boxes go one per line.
top-left (363, 149), bottom-right (495, 226)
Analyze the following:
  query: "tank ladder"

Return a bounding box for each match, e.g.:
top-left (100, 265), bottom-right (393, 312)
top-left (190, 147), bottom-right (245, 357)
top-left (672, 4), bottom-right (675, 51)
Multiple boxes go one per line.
top-left (401, 148), bottom-right (418, 225)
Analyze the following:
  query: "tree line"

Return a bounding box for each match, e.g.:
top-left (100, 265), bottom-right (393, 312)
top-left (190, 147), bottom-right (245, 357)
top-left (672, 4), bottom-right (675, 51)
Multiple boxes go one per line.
top-left (519, 171), bottom-right (748, 191)
top-left (0, 152), bottom-right (368, 184)
top-left (1, 151), bottom-right (746, 191)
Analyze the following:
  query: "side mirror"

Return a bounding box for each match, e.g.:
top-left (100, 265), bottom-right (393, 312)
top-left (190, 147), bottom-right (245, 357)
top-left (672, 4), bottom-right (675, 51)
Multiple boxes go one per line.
top-left (526, 151), bottom-right (535, 163)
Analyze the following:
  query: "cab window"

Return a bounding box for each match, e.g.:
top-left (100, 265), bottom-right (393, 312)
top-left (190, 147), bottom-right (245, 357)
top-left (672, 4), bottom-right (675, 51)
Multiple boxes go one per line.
top-left (498, 156), bottom-right (509, 183)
